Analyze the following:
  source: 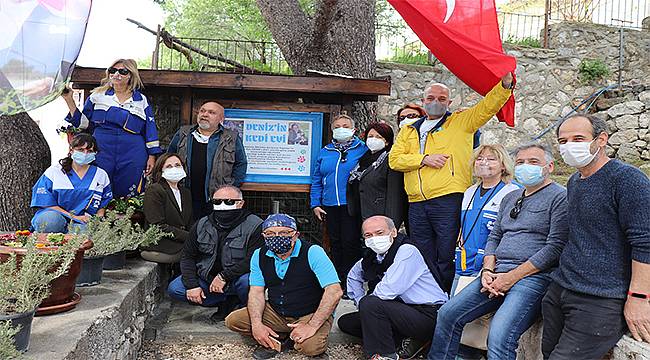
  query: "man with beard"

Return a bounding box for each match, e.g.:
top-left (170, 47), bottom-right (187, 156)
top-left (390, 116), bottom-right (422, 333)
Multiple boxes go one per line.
top-left (167, 185), bottom-right (263, 322)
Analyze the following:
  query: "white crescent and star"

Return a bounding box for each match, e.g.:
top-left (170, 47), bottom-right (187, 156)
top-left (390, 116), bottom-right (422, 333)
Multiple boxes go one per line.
top-left (444, 0), bottom-right (456, 23)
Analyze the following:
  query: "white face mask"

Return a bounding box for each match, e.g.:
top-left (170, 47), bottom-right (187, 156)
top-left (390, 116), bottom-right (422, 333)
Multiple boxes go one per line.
top-left (366, 137), bottom-right (386, 152)
top-left (162, 167), bottom-right (186, 182)
top-left (332, 127), bottom-right (354, 142)
top-left (365, 235), bottom-right (393, 255)
top-left (559, 140), bottom-right (599, 168)
top-left (213, 203), bottom-right (237, 211)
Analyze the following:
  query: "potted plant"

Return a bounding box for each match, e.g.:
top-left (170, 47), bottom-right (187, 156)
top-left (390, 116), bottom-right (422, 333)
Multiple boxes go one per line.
top-left (55, 124), bottom-right (82, 145)
top-left (0, 320), bottom-right (21, 358)
top-left (106, 194), bottom-right (145, 227)
top-left (0, 234), bottom-right (81, 351)
top-left (77, 209), bottom-right (167, 285)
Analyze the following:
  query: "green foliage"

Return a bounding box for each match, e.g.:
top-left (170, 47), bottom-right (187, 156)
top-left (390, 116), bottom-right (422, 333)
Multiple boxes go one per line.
top-left (578, 58), bottom-right (610, 83)
top-left (0, 321), bottom-right (21, 359)
top-left (0, 235), bottom-right (83, 314)
top-left (85, 209), bottom-right (169, 257)
top-left (504, 36), bottom-right (541, 48)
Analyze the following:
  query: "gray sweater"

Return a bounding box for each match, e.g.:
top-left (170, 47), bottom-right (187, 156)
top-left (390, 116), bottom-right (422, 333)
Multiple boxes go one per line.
top-left (552, 160), bottom-right (650, 299)
top-left (485, 182), bottom-right (568, 273)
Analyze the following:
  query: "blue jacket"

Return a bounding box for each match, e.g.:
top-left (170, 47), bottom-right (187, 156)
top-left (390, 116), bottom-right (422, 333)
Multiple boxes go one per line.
top-left (310, 137), bottom-right (367, 208)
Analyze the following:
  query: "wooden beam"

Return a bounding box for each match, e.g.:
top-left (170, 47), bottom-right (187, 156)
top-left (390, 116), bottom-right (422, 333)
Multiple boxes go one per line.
top-left (241, 183), bottom-right (310, 193)
top-left (71, 67), bottom-right (390, 96)
top-left (180, 88), bottom-right (192, 125)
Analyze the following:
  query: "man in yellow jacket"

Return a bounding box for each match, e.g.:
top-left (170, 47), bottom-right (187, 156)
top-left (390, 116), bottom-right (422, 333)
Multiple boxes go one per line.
top-left (389, 73), bottom-right (514, 293)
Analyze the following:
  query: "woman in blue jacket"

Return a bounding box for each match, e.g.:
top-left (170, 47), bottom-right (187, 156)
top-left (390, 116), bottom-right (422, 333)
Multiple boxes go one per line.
top-left (61, 59), bottom-right (162, 198)
top-left (311, 114), bottom-right (368, 290)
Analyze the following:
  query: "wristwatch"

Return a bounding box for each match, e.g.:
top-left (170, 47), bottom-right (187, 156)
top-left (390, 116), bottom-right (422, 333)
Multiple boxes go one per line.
top-left (627, 291), bottom-right (650, 299)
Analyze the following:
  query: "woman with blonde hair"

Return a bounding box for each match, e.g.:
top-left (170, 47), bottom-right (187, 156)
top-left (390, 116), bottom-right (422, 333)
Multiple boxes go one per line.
top-left (61, 58), bottom-right (161, 198)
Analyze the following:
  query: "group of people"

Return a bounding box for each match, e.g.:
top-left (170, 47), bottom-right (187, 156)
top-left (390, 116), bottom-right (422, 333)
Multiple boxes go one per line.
top-left (27, 59), bottom-right (650, 360)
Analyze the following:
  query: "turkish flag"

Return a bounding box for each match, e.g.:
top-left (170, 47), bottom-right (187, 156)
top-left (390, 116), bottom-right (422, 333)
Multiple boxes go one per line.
top-left (388, 0), bottom-right (517, 126)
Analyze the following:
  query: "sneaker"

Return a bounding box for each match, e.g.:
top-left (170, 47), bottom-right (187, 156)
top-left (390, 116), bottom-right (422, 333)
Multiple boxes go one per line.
top-left (397, 338), bottom-right (430, 359)
top-left (252, 337), bottom-right (294, 359)
top-left (368, 353), bottom-right (399, 360)
top-left (209, 296), bottom-right (239, 323)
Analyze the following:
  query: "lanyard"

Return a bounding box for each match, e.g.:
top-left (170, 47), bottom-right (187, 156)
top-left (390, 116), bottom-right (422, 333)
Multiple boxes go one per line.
top-left (457, 182), bottom-right (502, 249)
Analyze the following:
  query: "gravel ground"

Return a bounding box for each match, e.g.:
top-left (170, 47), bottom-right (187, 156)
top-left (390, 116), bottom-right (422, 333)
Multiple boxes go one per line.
top-left (138, 340), bottom-right (365, 360)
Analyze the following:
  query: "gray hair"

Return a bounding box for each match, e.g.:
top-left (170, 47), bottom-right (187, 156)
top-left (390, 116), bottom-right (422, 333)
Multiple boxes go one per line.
top-left (423, 82), bottom-right (451, 97)
top-left (212, 185), bottom-right (243, 199)
top-left (330, 114), bottom-right (355, 130)
top-left (363, 215), bottom-right (396, 231)
top-left (512, 142), bottom-right (554, 163)
top-left (556, 114), bottom-right (609, 138)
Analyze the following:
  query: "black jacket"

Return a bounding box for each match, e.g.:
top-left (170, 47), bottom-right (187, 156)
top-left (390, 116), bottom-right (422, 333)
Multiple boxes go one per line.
top-left (142, 181), bottom-right (193, 254)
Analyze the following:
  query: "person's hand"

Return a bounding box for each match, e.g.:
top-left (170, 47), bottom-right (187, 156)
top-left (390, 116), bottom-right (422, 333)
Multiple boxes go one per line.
top-left (479, 270), bottom-right (499, 297)
top-left (61, 84), bottom-right (74, 102)
top-left (186, 287), bottom-right (205, 304)
top-left (72, 214), bottom-right (91, 224)
top-left (624, 297), bottom-right (650, 343)
top-left (312, 206), bottom-right (327, 221)
top-left (501, 72), bottom-right (514, 89)
top-left (421, 154), bottom-right (449, 169)
top-left (288, 322), bottom-right (318, 344)
top-left (209, 274), bottom-right (226, 293)
top-left (145, 156), bottom-right (156, 176)
top-left (252, 322), bottom-right (280, 349)
top-left (489, 272), bottom-right (517, 297)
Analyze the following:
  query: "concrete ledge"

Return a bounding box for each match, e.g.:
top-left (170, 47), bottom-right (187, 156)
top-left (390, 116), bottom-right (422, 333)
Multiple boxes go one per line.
top-left (25, 259), bottom-right (160, 360)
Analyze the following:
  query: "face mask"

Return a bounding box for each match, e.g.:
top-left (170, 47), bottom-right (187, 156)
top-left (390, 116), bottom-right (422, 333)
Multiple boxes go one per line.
top-left (514, 164), bottom-right (545, 187)
top-left (213, 203), bottom-right (238, 211)
top-left (212, 208), bottom-right (244, 225)
top-left (559, 140), bottom-right (599, 168)
top-left (365, 235), bottom-right (393, 254)
top-left (265, 235), bottom-right (293, 254)
top-left (366, 137), bottom-right (386, 152)
top-left (332, 128), bottom-right (354, 142)
top-left (162, 167), bottom-right (186, 182)
top-left (474, 163), bottom-right (493, 178)
top-left (424, 101), bottom-right (448, 118)
top-left (71, 151), bottom-right (96, 165)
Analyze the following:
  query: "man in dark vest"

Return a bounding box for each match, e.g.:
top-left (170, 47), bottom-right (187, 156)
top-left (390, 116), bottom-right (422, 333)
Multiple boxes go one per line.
top-left (337, 215), bottom-right (448, 360)
top-left (167, 101), bottom-right (247, 219)
top-left (167, 185), bottom-right (263, 322)
top-left (225, 213), bottom-right (342, 359)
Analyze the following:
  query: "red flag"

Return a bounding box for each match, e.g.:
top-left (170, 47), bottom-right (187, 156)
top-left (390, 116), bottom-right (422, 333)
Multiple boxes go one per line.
top-left (388, 0), bottom-right (517, 126)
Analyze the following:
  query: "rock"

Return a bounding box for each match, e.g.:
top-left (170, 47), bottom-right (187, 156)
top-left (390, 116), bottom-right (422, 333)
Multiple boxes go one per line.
top-left (523, 118), bottom-right (541, 133)
top-left (607, 119), bottom-right (618, 132)
top-left (593, 111), bottom-right (609, 121)
top-left (609, 129), bottom-right (639, 145)
top-left (396, 81), bottom-right (413, 92)
top-left (640, 113), bottom-right (649, 128)
top-left (641, 150), bottom-right (650, 160)
top-left (607, 101), bottom-right (646, 117)
top-left (606, 145), bottom-right (616, 157)
top-left (617, 143), bottom-right (641, 162)
top-left (595, 97), bottom-right (625, 111)
top-left (615, 115), bottom-right (640, 130)
top-left (634, 140), bottom-right (647, 148)
top-left (569, 58), bottom-right (581, 67)
top-left (640, 129), bottom-right (648, 139)
top-left (640, 91), bottom-right (650, 105)
top-left (540, 104), bottom-right (560, 117)
top-left (391, 69), bottom-right (407, 79)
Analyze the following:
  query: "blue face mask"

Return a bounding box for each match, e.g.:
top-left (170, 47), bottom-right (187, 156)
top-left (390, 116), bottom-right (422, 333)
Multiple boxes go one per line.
top-left (71, 150), bottom-right (96, 165)
top-left (264, 236), bottom-right (293, 254)
top-left (514, 164), bottom-right (545, 186)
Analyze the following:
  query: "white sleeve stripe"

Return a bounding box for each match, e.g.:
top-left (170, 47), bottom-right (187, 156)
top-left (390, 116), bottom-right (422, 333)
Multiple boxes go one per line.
top-left (79, 114), bottom-right (90, 129)
top-left (146, 141), bottom-right (160, 148)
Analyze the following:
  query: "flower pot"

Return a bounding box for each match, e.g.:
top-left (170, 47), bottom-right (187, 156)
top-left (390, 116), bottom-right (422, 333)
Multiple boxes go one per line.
top-left (103, 251), bottom-right (126, 270)
top-left (0, 309), bottom-right (35, 352)
top-left (76, 256), bottom-right (105, 287)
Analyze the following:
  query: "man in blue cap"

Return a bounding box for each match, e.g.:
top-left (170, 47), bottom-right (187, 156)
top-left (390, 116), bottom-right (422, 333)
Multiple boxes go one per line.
top-left (225, 213), bottom-right (342, 359)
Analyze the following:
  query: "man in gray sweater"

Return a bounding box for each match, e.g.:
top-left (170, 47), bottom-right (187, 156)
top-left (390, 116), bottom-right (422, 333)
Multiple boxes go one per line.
top-left (429, 143), bottom-right (568, 360)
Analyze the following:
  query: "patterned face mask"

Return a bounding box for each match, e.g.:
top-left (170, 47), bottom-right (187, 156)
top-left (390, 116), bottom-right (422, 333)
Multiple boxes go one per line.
top-left (265, 236), bottom-right (293, 254)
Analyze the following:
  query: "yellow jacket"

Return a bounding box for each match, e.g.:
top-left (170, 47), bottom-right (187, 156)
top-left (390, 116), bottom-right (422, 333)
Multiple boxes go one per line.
top-left (389, 82), bottom-right (512, 203)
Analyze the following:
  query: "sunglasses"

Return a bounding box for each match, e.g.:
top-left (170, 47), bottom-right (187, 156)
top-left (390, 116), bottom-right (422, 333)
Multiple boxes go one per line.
top-left (211, 198), bottom-right (240, 206)
top-left (509, 194), bottom-right (526, 219)
top-left (398, 113), bottom-right (421, 121)
top-left (108, 67), bottom-right (130, 76)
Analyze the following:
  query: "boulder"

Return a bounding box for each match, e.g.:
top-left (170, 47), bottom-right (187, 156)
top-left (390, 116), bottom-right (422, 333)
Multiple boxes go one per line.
top-left (617, 143), bottom-right (641, 162)
top-left (607, 101), bottom-right (645, 117)
top-left (640, 113), bottom-right (649, 129)
top-left (639, 90), bottom-right (650, 106)
top-left (615, 115), bottom-right (640, 130)
top-left (609, 129), bottom-right (639, 146)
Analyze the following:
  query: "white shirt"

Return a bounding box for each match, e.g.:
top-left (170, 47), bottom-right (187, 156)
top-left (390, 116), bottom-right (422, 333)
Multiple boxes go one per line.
top-left (171, 187), bottom-right (182, 211)
top-left (419, 117), bottom-right (443, 153)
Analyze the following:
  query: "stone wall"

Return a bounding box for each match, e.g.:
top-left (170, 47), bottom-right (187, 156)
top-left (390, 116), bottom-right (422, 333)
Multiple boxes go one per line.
top-left (377, 22), bottom-right (650, 161)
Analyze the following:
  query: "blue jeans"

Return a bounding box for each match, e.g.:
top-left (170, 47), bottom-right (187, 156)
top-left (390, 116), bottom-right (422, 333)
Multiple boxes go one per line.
top-left (167, 273), bottom-right (250, 307)
top-left (31, 210), bottom-right (86, 233)
top-left (428, 273), bottom-right (551, 360)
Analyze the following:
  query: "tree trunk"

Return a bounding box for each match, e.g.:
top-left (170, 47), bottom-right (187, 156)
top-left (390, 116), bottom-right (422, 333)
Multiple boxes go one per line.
top-left (0, 113), bottom-right (51, 231)
top-left (256, 0), bottom-right (377, 129)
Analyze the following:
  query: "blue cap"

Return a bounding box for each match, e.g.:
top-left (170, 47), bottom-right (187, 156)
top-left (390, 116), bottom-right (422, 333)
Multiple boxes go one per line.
top-left (262, 213), bottom-right (297, 230)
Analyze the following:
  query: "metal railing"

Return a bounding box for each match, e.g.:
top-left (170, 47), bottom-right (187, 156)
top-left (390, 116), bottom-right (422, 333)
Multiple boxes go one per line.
top-left (498, 12), bottom-right (545, 45)
top-left (549, 0), bottom-right (650, 29)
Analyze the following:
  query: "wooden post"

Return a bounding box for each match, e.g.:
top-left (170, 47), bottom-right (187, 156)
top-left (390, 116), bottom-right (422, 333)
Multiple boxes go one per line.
top-left (151, 25), bottom-right (161, 70)
top-left (180, 88), bottom-right (192, 125)
top-left (543, 0), bottom-right (550, 48)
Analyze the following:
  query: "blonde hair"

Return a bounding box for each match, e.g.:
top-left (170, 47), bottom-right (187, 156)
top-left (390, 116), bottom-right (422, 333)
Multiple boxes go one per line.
top-left (331, 113), bottom-right (355, 129)
top-left (470, 144), bottom-right (514, 183)
top-left (92, 59), bottom-right (144, 94)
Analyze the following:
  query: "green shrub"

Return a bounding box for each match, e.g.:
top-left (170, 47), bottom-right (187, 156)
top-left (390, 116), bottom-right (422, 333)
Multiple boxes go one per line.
top-left (578, 59), bottom-right (610, 83)
top-left (389, 50), bottom-right (430, 65)
top-left (505, 36), bottom-right (541, 48)
top-left (0, 321), bottom-right (20, 359)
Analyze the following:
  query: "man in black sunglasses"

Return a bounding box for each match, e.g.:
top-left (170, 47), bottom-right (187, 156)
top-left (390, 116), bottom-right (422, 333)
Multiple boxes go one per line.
top-left (430, 143), bottom-right (568, 360)
top-left (167, 185), bottom-right (263, 322)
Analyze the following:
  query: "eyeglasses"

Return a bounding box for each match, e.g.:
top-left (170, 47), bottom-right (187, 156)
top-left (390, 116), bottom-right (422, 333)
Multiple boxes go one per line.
top-left (262, 230), bottom-right (295, 237)
top-left (398, 113), bottom-right (421, 121)
top-left (108, 67), bottom-right (130, 76)
top-left (509, 194), bottom-right (525, 219)
top-left (211, 198), bottom-right (241, 206)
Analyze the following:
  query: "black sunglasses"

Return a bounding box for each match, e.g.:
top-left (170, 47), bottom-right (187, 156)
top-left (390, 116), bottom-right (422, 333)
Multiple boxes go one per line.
top-left (510, 194), bottom-right (525, 219)
top-left (211, 198), bottom-right (240, 206)
top-left (108, 67), bottom-right (130, 76)
top-left (398, 113), bottom-right (421, 121)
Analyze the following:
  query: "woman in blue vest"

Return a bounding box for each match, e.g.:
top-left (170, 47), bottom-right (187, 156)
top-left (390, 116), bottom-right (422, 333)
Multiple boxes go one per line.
top-left (453, 144), bottom-right (520, 294)
top-left (61, 58), bottom-right (162, 198)
top-left (31, 134), bottom-right (112, 233)
top-left (310, 114), bottom-right (368, 291)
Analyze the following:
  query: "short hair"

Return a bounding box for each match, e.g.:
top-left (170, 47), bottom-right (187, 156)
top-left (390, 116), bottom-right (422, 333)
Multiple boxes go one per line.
top-left (423, 82), bottom-right (451, 97)
top-left (512, 142), bottom-right (554, 163)
top-left (556, 114), bottom-right (609, 138)
top-left (363, 122), bottom-right (395, 150)
top-left (363, 215), bottom-right (396, 231)
top-left (471, 144), bottom-right (514, 183)
top-left (396, 103), bottom-right (427, 124)
top-left (212, 185), bottom-right (243, 199)
top-left (331, 113), bottom-right (355, 129)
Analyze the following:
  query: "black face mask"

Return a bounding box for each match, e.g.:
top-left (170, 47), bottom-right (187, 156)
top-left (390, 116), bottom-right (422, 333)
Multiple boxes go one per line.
top-left (212, 208), bottom-right (244, 227)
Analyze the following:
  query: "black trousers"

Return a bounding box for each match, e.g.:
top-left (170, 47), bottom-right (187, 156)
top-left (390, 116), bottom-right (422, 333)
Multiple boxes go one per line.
top-left (541, 282), bottom-right (627, 360)
top-left (357, 295), bottom-right (439, 357)
top-left (323, 205), bottom-right (361, 288)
